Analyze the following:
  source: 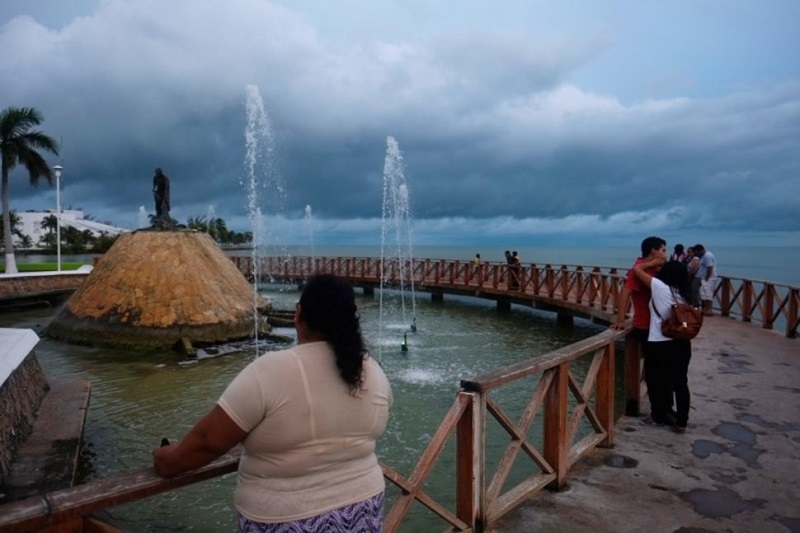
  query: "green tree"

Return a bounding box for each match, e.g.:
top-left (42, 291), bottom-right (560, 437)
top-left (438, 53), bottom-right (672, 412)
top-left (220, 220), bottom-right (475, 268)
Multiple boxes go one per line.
top-left (0, 209), bottom-right (24, 242)
top-left (1, 107), bottom-right (59, 273)
top-left (17, 234), bottom-right (33, 250)
top-left (93, 233), bottom-right (119, 253)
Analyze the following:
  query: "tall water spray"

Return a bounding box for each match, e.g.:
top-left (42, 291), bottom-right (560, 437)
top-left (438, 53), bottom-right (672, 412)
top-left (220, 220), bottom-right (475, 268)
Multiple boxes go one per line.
top-left (206, 204), bottom-right (216, 238)
top-left (243, 84), bottom-right (277, 358)
top-left (304, 205), bottom-right (315, 261)
top-left (379, 136), bottom-right (417, 359)
top-left (138, 206), bottom-right (148, 229)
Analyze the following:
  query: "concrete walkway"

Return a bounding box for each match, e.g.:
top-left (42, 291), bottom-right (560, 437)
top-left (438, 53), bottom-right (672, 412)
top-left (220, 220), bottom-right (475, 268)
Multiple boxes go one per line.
top-left (489, 315), bottom-right (800, 533)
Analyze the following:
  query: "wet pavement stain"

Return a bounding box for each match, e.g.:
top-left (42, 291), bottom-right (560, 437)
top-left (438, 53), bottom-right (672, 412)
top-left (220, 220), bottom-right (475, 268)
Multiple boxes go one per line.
top-left (715, 422), bottom-right (755, 445)
top-left (772, 514), bottom-right (800, 533)
top-left (679, 486), bottom-right (766, 519)
top-left (708, 472), bottom-right (746, 485)
top-left (603, 454), bottom-right (638, 468)
top-left (712, 422), bottom-right (765, 469)
top-left (737, 413), bottom-right (799, 432)
top-left (715, 351), bottom-right (757, 375)
top-left (692, 439), bottom-right (726, 459)
top-left (728, 398), bottom-right (753, 408)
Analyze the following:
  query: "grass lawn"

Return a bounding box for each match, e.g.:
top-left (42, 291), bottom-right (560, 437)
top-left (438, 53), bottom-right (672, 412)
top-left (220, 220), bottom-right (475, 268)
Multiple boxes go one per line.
top-left (1, 262), bottom-right (85, 273)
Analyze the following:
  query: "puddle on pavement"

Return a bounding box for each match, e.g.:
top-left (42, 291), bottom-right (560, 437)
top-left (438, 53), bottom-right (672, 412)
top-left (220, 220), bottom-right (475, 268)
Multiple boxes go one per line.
top-left (603, 454), bottom-right (638, 468)
top-left (714, 422), bottom-right (756, 445)
top-left (692, 439), bottom-right (725, 459)
top-left (679, 486), bottom-right (765, 519)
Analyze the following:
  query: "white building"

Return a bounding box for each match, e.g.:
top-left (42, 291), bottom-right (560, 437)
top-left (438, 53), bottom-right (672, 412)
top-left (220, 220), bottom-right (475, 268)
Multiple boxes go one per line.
top-left (17, 210), bottom-right (129, 248)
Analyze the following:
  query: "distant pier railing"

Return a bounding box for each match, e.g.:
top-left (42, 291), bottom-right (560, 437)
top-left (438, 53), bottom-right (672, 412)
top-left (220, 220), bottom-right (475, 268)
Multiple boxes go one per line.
top-left (231, 255), bottom-right (799, 339)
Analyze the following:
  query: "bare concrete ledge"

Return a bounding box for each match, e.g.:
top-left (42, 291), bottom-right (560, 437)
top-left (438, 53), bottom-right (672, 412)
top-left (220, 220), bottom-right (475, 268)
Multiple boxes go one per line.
top-left (0, 378), bottom-right (91, 503)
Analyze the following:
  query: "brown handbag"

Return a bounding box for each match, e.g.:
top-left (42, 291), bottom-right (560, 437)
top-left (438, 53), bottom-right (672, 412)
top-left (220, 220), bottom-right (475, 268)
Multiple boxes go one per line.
top-left (653, 288), bottom-right (703, 341)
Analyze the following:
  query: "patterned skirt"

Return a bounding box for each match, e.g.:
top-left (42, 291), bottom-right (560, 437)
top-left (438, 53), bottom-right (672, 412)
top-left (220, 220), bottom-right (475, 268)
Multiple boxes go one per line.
top-left (237, 491), bottom-right (385, 533)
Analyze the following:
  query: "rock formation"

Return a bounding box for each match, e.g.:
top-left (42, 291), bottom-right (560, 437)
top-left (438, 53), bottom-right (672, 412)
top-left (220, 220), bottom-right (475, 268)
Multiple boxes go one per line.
top-left (46, 230), bottom-right (270, 350)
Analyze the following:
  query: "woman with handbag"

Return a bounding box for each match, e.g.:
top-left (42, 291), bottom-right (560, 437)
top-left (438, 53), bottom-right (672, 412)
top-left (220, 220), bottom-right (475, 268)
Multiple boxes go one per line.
top-left (633, 259), bottom-right (693, 434)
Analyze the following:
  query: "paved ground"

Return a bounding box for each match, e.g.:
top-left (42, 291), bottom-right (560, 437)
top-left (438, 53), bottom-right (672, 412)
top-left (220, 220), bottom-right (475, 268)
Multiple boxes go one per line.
top-left (488, 315), bottom-right (800, 533)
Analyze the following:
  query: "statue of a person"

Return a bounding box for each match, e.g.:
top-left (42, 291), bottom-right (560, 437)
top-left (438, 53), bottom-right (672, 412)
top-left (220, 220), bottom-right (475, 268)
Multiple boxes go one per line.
top-left (153, 167), bottom-right (170, 219)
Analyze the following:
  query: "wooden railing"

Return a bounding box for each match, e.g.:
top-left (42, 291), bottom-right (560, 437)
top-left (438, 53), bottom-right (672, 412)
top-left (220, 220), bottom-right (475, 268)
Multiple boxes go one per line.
top-left (0, 331), bottom-right (621, 533)
top-left (1, 256), bottom-right (795, 532)
top-left (233, 256), bottom-right (798, 338)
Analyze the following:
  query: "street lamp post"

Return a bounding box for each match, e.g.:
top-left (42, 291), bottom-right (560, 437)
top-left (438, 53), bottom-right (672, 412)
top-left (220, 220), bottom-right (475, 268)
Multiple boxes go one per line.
top-left (53, 165), bottom-right (62, 272)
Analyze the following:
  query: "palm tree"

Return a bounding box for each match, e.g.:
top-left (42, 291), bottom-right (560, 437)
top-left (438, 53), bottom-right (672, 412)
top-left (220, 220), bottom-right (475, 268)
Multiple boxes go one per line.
top-left (1, 107), bottom-right (59, 273)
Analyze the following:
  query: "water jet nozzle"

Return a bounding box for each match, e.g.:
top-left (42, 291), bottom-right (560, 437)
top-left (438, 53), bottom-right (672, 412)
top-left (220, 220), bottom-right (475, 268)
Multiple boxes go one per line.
top-left (401, 332), bottom-right (408, 352)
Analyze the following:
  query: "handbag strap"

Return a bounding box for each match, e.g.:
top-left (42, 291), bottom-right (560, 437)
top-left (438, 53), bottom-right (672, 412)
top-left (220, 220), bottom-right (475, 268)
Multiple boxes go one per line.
top-left (651, 287), bottom-right (678, 320)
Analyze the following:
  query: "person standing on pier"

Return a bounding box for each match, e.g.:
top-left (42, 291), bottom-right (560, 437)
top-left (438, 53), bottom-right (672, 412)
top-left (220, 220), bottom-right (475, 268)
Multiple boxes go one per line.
top-left (632, 258), bottom-right (693, 433)
top-left (153, 274), bottom-right (393, 532)
top-left (693, 244), bottom-right (717, 316)
top-left (612, 236), bottom-right (667, 420)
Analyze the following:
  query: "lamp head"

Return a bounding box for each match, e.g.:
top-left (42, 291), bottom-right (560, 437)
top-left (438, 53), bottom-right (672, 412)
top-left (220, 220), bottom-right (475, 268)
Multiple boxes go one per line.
top-left (53, 165), bottom-right (62, 179)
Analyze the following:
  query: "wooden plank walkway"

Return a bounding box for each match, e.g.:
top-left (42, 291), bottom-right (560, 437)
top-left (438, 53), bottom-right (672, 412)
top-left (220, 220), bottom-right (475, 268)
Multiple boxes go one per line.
top-left (488, 315), bottom-right (800, 532)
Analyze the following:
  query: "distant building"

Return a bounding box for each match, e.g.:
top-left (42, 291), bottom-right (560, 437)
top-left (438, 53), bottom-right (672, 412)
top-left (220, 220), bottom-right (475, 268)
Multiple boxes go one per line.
top-left (17, 210), bottom-right (129, 249)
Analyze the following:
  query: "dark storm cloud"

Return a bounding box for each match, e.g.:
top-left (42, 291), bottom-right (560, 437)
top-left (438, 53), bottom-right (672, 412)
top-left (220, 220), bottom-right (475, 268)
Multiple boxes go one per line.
top-left (1, 0), bottom-right (798, 245)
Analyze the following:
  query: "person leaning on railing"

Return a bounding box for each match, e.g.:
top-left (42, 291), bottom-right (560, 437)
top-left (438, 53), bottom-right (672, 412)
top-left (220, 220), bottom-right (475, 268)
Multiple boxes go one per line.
top-left (153, 274), bottom-right (393, 532)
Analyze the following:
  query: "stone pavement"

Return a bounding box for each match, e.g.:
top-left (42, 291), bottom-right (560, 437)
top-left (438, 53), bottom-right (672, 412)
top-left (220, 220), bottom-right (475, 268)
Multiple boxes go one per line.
top-left (489, 315), bottom-right (800, 533)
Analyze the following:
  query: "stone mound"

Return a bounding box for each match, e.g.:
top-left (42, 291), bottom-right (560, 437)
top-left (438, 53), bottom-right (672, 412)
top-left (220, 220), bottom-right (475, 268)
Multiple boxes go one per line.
top-left (46, 230), bottom-right (269, 350)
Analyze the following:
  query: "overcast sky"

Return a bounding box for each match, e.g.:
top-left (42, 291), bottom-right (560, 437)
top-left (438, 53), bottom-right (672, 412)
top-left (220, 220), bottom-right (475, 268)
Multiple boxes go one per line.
top-left (2, 0), bottom-right (798, 248)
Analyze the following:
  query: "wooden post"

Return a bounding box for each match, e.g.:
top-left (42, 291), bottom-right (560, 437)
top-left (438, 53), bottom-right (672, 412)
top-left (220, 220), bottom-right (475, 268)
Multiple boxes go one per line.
top-left (556, 312), bottom-right (573, 326)
top-left (720, 278), bottom-right (731, 317)
top-left (788, 289), bottom-right (798, 339)
top-left (624, 332), bottom-right (641, 416)
top-left (743, 281), bottom-right (753, 323)
top-left (763, 284), bottom-right (775, 330)
top-left (456, 391), bottom-right (484, 532)
top-left (597, 345), bottom-right (615, 447)
top-left (544, 364), bottom-right (568, 489)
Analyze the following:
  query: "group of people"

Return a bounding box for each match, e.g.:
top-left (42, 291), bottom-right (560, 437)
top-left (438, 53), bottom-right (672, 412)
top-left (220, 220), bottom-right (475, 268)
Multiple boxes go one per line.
top-left (612, 237), bottom-right (716, 433)
top-left (153, 274), bottom-right (393, 531)
top-left (669, 243), bottom-right (718, 316)
top-left (504, 250), bottom-right (522, 289)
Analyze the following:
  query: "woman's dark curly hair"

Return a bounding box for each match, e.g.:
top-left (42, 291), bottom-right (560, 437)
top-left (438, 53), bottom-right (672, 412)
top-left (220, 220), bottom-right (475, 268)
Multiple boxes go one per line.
top-left (299, 274), bottom-right (367, 394)
top-left (655, 260), bottom-right (691, 301)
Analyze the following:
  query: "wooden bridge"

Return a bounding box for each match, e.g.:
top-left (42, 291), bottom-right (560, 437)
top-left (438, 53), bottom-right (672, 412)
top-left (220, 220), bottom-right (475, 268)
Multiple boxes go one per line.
top-left (1, 257), bottom-right (797, 532)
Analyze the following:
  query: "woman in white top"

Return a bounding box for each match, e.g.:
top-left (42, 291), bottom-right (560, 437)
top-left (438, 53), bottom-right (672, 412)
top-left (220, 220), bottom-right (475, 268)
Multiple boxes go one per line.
top-left (633, 258), bottom-right (693, 433)
top-left (153, 274), bottom-right (393, 531)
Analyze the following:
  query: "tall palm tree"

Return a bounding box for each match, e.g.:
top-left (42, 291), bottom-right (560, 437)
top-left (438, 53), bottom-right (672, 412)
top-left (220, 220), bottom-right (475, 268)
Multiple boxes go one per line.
top-left (1, 106), bottom-right (59, 273)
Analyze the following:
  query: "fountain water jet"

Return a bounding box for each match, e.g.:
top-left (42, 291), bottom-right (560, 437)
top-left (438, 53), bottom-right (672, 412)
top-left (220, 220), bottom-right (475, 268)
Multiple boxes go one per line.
top-left (243, 84), bottom-right (290, 357)
top-left (137, 206), bottom-right (148, 229)
top-left (379, 136), bottom-right (417, 359)
top-left (206, 205), bottom-right (216, 238)
top-left (304, 205), bottom-right (315, 262)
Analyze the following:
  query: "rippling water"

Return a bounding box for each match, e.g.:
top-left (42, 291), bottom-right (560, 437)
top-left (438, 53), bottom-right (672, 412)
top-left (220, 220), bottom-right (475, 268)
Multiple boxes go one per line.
top-left (4, 284), bottom-right (607, 532)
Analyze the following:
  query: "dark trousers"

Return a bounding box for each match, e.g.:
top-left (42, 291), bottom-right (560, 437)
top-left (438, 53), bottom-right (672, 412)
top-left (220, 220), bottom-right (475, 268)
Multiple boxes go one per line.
top-left (648, 339), bottom-right (692, 426)
top-left (633, 328), bottom-right (661, 421)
